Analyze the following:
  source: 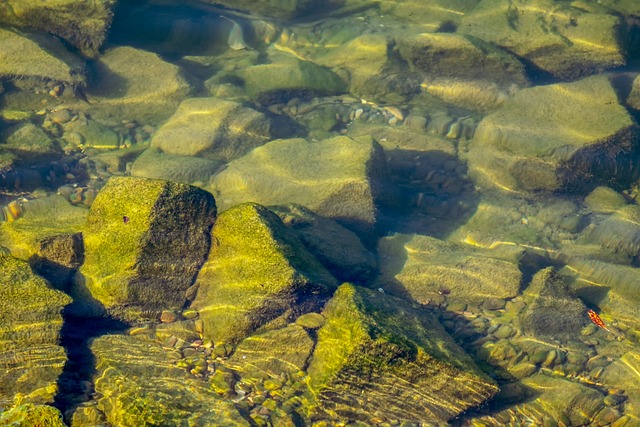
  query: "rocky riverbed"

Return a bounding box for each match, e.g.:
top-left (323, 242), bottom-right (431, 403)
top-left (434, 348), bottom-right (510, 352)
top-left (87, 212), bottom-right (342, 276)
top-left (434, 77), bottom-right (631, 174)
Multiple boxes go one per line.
top-left (1, 0), bottom-right (640, 426)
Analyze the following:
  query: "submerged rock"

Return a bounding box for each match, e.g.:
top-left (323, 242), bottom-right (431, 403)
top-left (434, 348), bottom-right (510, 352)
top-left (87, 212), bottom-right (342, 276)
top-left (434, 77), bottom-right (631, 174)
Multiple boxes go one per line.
top-left (78, 176), bottom-right (216, 320)
top-left (270, 204), bottom-right (377, 285)
top-left (0, 0), bottom-right (115, 57)
top-left (377, 234), bottom-right (521, 306)
top-left (0, 404), bottom-right (66, 427)
top-left (584, 186), bottom-right (627, 214)
top-left (0, 252), bottom-right (71, 406)
top-left (460, 0), bottom-right (625, 79)
top-left (0, 27), bottom-right (84, 87)
top-left (150, 97), bottom-right (301, 162)
top-left (468, 76), bottom-right (639, 193)
top-left (212, 136), bottom-right (386, 236)
top-left (588, 204), bottom-right (640, 257)
top-left (4, 123), bottom-right (59, 164)
top-left (130, 147), bottom-right (224, 187)
top-left (90, 334), bottom-right (249, 427)
top-left (191, 202), bottom-right (337, 345)
top-left (307, 283), bottom-right (499, 424)
top-left (86, 46), bottom-right (191, 125)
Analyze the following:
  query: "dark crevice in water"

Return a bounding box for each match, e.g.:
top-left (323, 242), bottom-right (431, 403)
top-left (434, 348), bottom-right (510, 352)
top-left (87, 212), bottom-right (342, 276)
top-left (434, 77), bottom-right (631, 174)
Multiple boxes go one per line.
top-left (52, 312), bottom-right (129, 424)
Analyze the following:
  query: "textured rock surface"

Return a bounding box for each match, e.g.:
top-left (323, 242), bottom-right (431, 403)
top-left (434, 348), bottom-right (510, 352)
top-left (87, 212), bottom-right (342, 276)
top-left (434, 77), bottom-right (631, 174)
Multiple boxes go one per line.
top-left (0, 252), bottom-right (71, 407)
top-left (377, 234), bottom-right (521, 305)
top-left (0, 404), bottom-right (66, 427)
top-left (86, 46), bottom-right (191, 124)
top-left (78, 176), bottom-right (216, 319)
top-left (191, 203), bottom-right (337, 345)
top-left (212, 136), bottom-right (386, 235)
top-left (150, 97), bottom-right (301, 162)
top-left (270, 204), bottom-right (377, 284)
top-left (0, 0), bottom-right (115, 57)
top-left (130, 147), bottom-right (224, 187)
top-left (468, 76), bottom-right (639, 193)
top-left (460, 0), bottom-right (625, 79)
top-left (0, 27), bottom-right (84, 86)
top-left (308, 283), bottom-right (499, 424)
top-left (90, 334), bottom-right (249, 427)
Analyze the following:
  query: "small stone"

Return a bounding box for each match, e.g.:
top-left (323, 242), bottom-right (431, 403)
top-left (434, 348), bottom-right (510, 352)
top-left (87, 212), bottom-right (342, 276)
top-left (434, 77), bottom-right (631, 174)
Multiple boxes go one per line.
top-left (294, 312), bottom-right (325, 329)
top-left (194, 319), bottom-right (204, 334)
top-left (50, 108), bottom-right (72, 124)
top-left (543, 350), bottom-right (558, 367)
top-left (160, 310), bottom-right (178, 323)
top-left (482, 298), bottom-right (506, 310)
top-left (493, 325), bottom-right (514, 339)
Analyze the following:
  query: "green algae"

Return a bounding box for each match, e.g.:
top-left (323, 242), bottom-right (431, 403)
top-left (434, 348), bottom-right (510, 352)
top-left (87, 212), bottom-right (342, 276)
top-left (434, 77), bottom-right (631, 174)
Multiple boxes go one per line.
top-left (0, 403), bottom-right (66, 427)
top-left (192, 202), bottom-right (337, 346)
top-left (79, 176), bottom-right (216, 318)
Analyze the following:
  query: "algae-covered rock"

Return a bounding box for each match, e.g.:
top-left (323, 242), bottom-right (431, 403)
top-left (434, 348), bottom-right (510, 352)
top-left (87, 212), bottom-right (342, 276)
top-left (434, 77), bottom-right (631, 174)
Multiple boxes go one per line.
top-left (521, 267), bottom-right (589, 341)
top-left (78, 176), bottom-right (216, 319)
top-left (86, 46), bottom-right (191, 124)
top-left (240, 53), bottom-right (346, 104)
top-left (589, 204), bottom-right (640, 257)
top-left (191, 202), bottom-right (337, 345)
top-left (212, 136), bottom-right (385, 235)
top-left (377, 234), bottom-right (521, 306)
top-left (186, 0), bottom-right (337, 20)
top-left (468, 76), bottom-right (639, 193)
top-left (0, 0), bottom-right (115, 57)
top-left (0, 403), bottom-right (66, 427)
top-left (0, 27), bottom-right (84, 86)
top-left (90, 334), bottom-right (249, 427)
top-left (600, 350), bottom-right (640, 422)
top-left (4, 123), bottom-right (59, 164)
top-left (30, 232), bottom-right (83, 289)
top-left (130, 147), bottom-right (224, 187)
top-left (226, 324), bottom-right (314, 380)
top-left (472, 374), bottom-right (606, 425)
top-left (460, 0), bottom-right (625, 79)
top-left (0, 195), bottom-right (87, 261)
top-left (584, 186), bottom-right (627, 214)
top-left (150, 97), bottom-right (301, 162)
top-left (0, 252), bottom-right (71, 406)
top-left (308, 283), bottom-right (498, 424)
top-left (380, 0), bottom-right (478, 29)
top-left (270, 204), bottom-right (377, 284)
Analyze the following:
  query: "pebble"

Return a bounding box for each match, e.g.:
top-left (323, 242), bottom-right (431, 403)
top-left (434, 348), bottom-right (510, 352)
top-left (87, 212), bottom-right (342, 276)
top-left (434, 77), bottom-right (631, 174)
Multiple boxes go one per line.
top-left (50, 108), bottom-right (72, 124)
top-left (160, 310), bottom-right (178, 323)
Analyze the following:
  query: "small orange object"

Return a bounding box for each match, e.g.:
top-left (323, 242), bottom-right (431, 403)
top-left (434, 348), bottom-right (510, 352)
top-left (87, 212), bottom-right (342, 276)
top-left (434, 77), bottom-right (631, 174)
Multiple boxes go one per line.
top-left (587, 309), bottom-right (611, 332)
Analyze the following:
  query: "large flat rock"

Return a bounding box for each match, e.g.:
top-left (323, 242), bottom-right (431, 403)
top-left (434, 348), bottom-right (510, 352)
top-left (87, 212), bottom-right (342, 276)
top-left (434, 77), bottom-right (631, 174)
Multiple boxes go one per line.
top-left (468, 76), bottom-right (639, 193)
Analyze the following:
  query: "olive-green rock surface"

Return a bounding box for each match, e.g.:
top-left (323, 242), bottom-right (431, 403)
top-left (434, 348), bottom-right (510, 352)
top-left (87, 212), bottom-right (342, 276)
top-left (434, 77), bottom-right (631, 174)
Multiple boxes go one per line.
top-left (78, 176), bottom-right (216, 319)
top-left (473, 374), bottom-right (606, 425)
top-left (191, 202), bottom-right (337, 345)
top-left (270, 204), bottom-right (377, 284)
top-left (0, 403), bottom-right (66, 427)
top-left (150, 97), bottom-right (300, 162)
top-left (308, 283), bottom-right (498, 424)
top-left (521, 267), bottom-right (589, 341)
top-left (86, 46), bottom-right (191, 124)
top-left (0, 27), bottom-right (84, 86)
top-left (185, 0), bottom-right (335, 20)
top-left (377, 234), bottom-right (521, 305)
top-left (0, 195), bottom-right (87, 261)
top-left (4, 123), bottom-right (59, 164)
top-left (240, 53), bottom-right (346, 104)
top-left (131, 147), bottom-right (224, 187)
top-left (0, 252), bottom-right (71, 406)
top-left (0, 0), bottom-right (115, 57)
top-left (468, 76), bottom-right (639, 193)
top-left (460, 0), bottom-right (625, 79)
top-left (601, 350), bottom-right (640, 423)
top-left (588, 204), bottom-right (640, 257)
top-left (212, 136), bottom-right (385, 235)
top-left (90, 334), bottom-right (249, 427)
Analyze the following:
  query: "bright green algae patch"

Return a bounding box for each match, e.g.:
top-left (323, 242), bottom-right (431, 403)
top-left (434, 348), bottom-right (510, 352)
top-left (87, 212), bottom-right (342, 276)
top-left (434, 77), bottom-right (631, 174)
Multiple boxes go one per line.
top-left (79, 176), bottom-right (216, 318)
top-left (0, 252), bottom-right (71, 406)
top-left (308, 283), bottom-right (499, 424)
top-left (0, 403), bottom-right (66, 427)
top-left (192, 202), bottom-right (337, 346)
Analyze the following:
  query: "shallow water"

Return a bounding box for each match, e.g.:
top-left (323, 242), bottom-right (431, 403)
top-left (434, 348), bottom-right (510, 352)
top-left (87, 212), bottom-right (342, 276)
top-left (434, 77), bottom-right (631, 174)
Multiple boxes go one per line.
top-left (1, 0), bottom-right (640, 426)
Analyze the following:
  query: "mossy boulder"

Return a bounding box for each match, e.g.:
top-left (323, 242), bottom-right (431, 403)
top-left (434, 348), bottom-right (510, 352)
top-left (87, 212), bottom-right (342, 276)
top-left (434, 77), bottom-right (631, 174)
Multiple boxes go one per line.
top-left (521, 267), bottom-right (589, 341)
top-left (0, 27), bottom-right (84, 86)
top-left (270, 204), bottom-right (377, 285)
top-left (212, 136), bottom-right (386, 236)
top-left (86, 46), bottom-right (191, 125)
top-left (0, 404), bottom-right (66, 427)
top-left (468, 76), bottom-right (640, 193)
top-left (0, 0), bottom-right (115, 57)
top-left (307, 283), bottom-right (498, 424)
top-left (191, 202), bottom-right (337, 346)
top-left (240, 53), bottom-right (346, 104)
top-left (460, 0), bottom-right (625, 80)
top-left (0, 252), bottom-right (71, 406)
top-left (78, 176), bottom-right (216, 319)
top-left (377, 234), bottom-right (521, 306)
top-left (4, 123), bottom-right (59, 164)
top-left (90, 334), bottom-right (249, 427)
top-left (150, 97), bottom-right (301, 162)
top-left (130, 147), bottom-right (224, 187)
